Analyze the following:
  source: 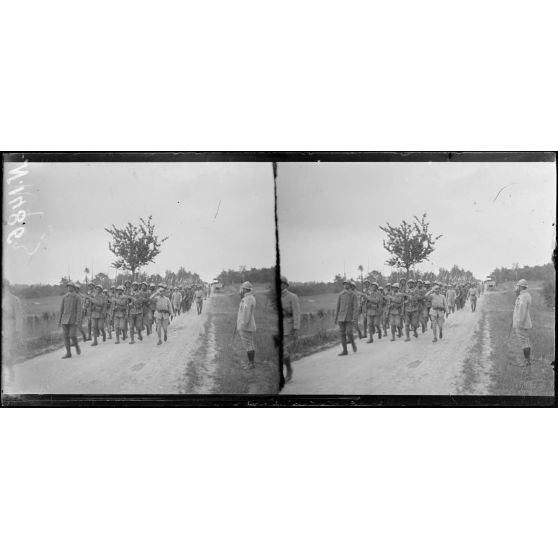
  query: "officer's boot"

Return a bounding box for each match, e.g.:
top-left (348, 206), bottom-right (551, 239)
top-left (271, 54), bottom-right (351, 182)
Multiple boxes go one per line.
top-left (421, 319), bottom-right (426, 334)
top-left (285, 357), bottom-right (293, 383)
top-left (367, 324), bottom-right (374, 343)
top-left (338, 333), bottom-right (348, 356)
top-left (129, 330), bottom-right (135, 344)
top-left (413, 326), bottom-right (418, 338)
top-left (377, 325), bottom-right (382, 339)
top-left (91, 330), bottom-right (98, 346)
top-left (397, 326), bottom-right (402, 338)
top-left (247, 350), bottom-right (256, 369)
top-left (72, 337), bottom-right (81, 355)
top-left (108, 325), bottom-right (112, 339)
top-left (62, 339), bottom-right (72, 358)
top-left (432, 325), bottom-right (438, 343)
top-left (439, 327), bottom-right (443, 339)
top-left (522, 347), bottom-right (531, 367)
top-left (115, 329), bottom-right (120, 344)
top-left (405, 324), bottom-right (411, 342)
top-left (138, 325), bottom-right (143, 341)
top-left (102, 328), bottom-right (106, 342)
top-left (390, 326), bottom-right (396, 341)
top-left (349, 333), bottom-right (357, 353)
top-left (164, 328), bottom-right (168, 342)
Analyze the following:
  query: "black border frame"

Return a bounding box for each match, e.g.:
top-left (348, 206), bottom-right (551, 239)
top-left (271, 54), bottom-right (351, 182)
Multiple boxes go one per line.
top-left (2, 151), bottom-right (556, 407)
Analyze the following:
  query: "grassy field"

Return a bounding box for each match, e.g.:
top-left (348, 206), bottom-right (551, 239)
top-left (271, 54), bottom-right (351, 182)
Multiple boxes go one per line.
top-left (482, 282), bottom-right (554, 395)
top-left (20, 295), bottom-right (62, 316)
top-left (197, 287), bottom-right (280, 393)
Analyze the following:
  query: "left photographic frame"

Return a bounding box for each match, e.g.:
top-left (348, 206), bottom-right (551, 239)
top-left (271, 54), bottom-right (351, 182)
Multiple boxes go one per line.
top-left (2, 153), bottom-right (281, 402)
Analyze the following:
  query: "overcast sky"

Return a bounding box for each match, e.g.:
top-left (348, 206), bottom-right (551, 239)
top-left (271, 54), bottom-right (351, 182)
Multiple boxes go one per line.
top-left (3, 162), bottom-right (276, 285)
top-left (277, 161), bottom-right (556, 282)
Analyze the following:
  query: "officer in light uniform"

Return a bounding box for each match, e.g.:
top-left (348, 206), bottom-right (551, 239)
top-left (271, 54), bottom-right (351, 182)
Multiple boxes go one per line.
top-left (280, 276), bottom-right (301, 383)
top-left (334, 280), bottom-right (358, 355)
top-left (467, 284), bottom-right (478, 312)
top-left (194, 285), bottom-right (204, 315)
top-left (512, 279), bottom-right (532, 367)
top-left (58, 281), bottom-right (83, 358)
top-left (237, 281), bottom-right (257, 368)
top-left (171, 287), bottom-right (183, 316)
top-left (427, 283), bottom-right (449, 343)
top-left (150, 284), bottom-right (173, 345)
top-left (365, 282), bottom-right (383, 343)
top-left (446, 284), bottom-right (457, 314)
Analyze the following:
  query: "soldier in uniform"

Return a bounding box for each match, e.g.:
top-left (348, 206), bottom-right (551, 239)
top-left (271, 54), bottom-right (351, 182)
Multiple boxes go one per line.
top-left (382, 283), bottom-right (392, 336)
top-left (334, 280), bottom-right (358, 355)
top-left (150, 283), bottom-right (173, 345)
top-left (446, 284), bottom-right (457, 314)
top-left (402, 279), bottom-right (420, 341)
top-left (467, 284), bottom-right (478, 312)
top-left (171, 287), bottom-right (183, 317)
top-left (280, 276), bottom-right (301, 383)
top-left (349, 281), bottom-right (365, 339)
top-left (113, 285), bottom-right (128, 344)
top-left (385, 282), bottom-right (405, 341)
top-left (85, 283), bottom-right (95, 340)
top-left (512, 278), bottom-right (532, 367)
top-left (122, 279), bottom-right (132, 340)
top-left (74, 283), bottom-right (89, 342)
top-left (361, 279), bottom-right (371, 338)
top-left (194, 284), bottom-right (204, 315)
top-left (427, 283), bottom-right (449, 343)
top-left (104, 288), bottom-right (113, 339)
top-left (145, 283), bottom-right (157, 334)
top-left (420, 281), bottom-right (432, 332)
top-left (237, 281), bottom-right (257, 368)
top-left (58, 281), bottom-right (83, 358)
top-left (365, 282), bottom-right (383, 343)
top-left (127, 281), bottom-right (145, 344)
top-left (89, 284), bottom-right (107, 346)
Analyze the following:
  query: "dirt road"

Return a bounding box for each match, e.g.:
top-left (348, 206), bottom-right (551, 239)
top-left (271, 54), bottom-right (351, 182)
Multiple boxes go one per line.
top-left (283, 295), bottom-right (489, 395)
top-left (3, 300), bottom-right (213, 395)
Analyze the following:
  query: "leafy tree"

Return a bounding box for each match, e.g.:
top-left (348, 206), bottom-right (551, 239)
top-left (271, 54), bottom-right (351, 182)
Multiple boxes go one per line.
top-left (379, 214), bottom-right (442, 279)
top-left (105, 216), bottom-right (168, 280)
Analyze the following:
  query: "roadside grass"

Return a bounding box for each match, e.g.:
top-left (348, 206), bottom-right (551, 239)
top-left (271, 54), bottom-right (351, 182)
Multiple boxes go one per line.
top-left (484, 284), bottom-right (554, 396)
top-left (209, 290), bottom-right (280, 393)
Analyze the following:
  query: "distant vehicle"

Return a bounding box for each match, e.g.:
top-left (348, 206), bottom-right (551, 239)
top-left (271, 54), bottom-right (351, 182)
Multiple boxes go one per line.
top-left (484, 276), bottom-right (496, 289)
top-left (211, 280), bottom-right (223, 292)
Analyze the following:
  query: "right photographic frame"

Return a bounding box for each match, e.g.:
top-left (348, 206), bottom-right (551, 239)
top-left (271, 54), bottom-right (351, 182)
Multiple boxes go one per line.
top-left (276, 153), bottom-right (556, 403)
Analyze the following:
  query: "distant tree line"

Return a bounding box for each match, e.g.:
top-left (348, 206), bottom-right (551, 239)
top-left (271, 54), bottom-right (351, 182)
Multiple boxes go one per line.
top-left (217, 267), bottom-right (275, 286)
top-left (490, 263), bottom-right (554, 284)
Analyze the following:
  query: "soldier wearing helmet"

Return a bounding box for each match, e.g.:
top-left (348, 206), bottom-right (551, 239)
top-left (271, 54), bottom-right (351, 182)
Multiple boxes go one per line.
top-left (426, 282), bottom-right (448, 343)
top-left (87, 284), bottom-right (108, 346)
top-left (402, 279), bottom-right (420, 341)
top-left (237, 281), bottom-right (257, 368)
top-left (194, 284), bottom-right (205, 315)
top-left (280, 275), bottom-right (300, 384)
top-left (127, 281), bottom-right (146, 344)
top-left (365, 281), bottom-right (383, 343)
top-left (171, 286), bottom-right (183, 317)
top-left (467, 283), bottom-right (479, 312)
top-left (334, 280), bottom-right (359, 356)
top-left (112, 285), bottom-right (129, 344)
top-left (419, 281), bottom-right (432, 332)
top-left (385, 282), bottom-right (405, 341)
top-left (149, 284), bottom-right (173, 345)
top-left (446, 283), bottom-right (457, 314)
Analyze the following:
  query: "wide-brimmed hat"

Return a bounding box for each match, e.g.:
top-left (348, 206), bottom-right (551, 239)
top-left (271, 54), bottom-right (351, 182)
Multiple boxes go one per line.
top-left (241, 281), bottom-right (253, 290)
top-left (280, 275), bottom-right (289, 285)
top-left (517, 279), bottom-right (528, 288)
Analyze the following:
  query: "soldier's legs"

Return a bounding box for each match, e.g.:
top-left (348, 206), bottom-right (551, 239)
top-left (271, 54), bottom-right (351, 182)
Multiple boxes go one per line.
top-left (404, 312), bottom-right (411, 341)
top-left (155, 317), bottom-right (163, 345)
top-left (91, 318), bottom-right (99, 345)
top-left (114, 317), bottom-right (121, 344)
top-left (87, 317), bottom-right (92, 341)
top-left (62, 325), bottom-right (72, 358)
top-left (283, 334), bottom-right (294, 382)
top-left (338, 322), bottom-right (348, 355)
top-left (411, 311), bottom-right (419, 337)
top-left (136, 315), bottom-right (143, 340)
top-left (129, 316), bottom-right (135, 344)
top-left (362, 314), bottom-right (368, 338)
top-left (100, 318), bottom-right (106, 341)
top-left (71, 328), bottom-right (80, 355)
top-left (367, 316), bottom-right (375, 343)
top-left (123, 317), bottom-right (128, 340)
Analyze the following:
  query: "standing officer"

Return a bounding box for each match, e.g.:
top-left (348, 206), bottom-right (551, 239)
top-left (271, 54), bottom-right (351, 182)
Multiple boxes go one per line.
top-left (386, 282), bottom-right (405, 341)
top-left (427, 283), bottom-right (449, 343)
top-left (403, 279), bottom-right (420, 341)
top-left (512, 279), bottom-right (532, 367)
top-left (280, 276), bottom-right (301, 383)
top-left (237, 281), bottom-right (257, 368)
top-left (365, 282), bottom-right (383, 343)
top-left (58, 281), bottom-right (83, 358)
top-left (334, 280), bottom-right (358, 355)
top-left (113, 285), bottom-right (128, 344)
top-left (128, 281), bottom-right (145, 344)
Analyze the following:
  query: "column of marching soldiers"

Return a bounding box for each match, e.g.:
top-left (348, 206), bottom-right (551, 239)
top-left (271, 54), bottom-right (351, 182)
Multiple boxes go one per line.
top-left (334, 277), bottom-right (482, 355)
top-left (58, 280), bottom-right (208, 359)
